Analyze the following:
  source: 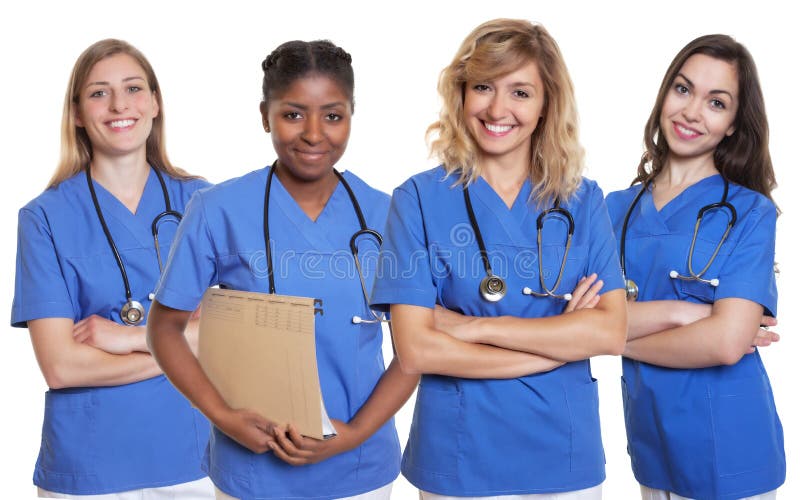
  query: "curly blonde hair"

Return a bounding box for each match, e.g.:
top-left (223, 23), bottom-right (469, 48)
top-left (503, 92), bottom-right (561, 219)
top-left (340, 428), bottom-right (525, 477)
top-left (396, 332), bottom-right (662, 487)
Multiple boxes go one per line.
top-left (428, 19), bottom-right (584, 204)
top-left (49, 39), bottom-right (195, 188)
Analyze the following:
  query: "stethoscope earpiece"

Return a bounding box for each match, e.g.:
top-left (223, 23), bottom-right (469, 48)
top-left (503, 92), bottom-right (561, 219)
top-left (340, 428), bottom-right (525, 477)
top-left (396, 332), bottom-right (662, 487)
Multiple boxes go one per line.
top-left (265, 164), bottom-right (388, 325)
top-left (621, 178), bottom-right (735, 299)
top-left (464, 187), bottom-right (575, 303)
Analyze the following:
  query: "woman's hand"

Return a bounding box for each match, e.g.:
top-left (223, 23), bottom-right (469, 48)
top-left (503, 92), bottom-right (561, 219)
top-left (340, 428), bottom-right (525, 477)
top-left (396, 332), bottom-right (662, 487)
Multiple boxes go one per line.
top-left (73, 315), bottom-right (147, 354)
top-left (216, 408), bottom-right (277, 454)
top-left (269, 419), bottom-right (358, 466)
top-left (748, 316), bottom-right (780, 353)
top-left (563, 274), bottom-right (603, 313)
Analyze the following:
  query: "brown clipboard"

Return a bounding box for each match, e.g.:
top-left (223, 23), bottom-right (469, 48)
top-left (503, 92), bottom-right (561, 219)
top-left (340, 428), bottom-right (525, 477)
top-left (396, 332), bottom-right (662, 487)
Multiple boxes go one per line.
top-left (198, 288), bottom-right (336, 440)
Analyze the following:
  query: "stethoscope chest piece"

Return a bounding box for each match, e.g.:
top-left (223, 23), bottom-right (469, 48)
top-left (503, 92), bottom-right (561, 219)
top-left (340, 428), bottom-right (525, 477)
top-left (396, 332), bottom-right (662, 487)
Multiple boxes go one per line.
top-left (121, 300), bottom-right (145, 326)
top-left (480, 275), bottom-right (507, 302)
top-left (625, 279), bottom-right (639, 301)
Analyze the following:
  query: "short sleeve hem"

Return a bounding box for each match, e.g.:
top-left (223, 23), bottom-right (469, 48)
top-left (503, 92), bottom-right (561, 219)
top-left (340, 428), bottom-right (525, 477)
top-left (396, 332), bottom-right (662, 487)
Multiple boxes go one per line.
top-left (11, 301), bottom-right (75, 328)
top-left (154, 286), bottom-right (204, 312)
top-left (371, 287), bottom-right (436, 312)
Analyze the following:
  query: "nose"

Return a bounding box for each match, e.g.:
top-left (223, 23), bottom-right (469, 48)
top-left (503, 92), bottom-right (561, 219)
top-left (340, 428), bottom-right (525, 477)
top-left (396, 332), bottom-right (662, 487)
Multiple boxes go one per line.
top-left (487, 94), bottom-right (506, 121)
top-left (682, 96), bottom-right (702, 122)
top-left (302, 114), bottom-right (323, 144)
top-left (110, 90), bottom-right (129, 113)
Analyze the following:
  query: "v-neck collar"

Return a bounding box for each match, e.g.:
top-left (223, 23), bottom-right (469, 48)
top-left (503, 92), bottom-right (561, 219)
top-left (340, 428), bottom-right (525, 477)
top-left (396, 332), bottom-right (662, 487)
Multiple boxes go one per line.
top-left (267, 169), bottom-right (355, 251)
top-left (85, 168), bottom-right (164, 248)
top-left (648, 174), bottom-right (723, 221)
top-left (468, 176), bottom-right (535, 245)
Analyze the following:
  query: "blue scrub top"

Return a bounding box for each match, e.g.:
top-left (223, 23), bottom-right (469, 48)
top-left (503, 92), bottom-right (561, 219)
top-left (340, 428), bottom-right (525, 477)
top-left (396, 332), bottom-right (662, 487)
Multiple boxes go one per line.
top-left (11, 169), bottom-right (212, 495)
top-left (154, 166), bottom-right (400, 500)
top-left (370, 166), bottom-right (624, 497)
top-left (606, 174), bottom-right (785, 500)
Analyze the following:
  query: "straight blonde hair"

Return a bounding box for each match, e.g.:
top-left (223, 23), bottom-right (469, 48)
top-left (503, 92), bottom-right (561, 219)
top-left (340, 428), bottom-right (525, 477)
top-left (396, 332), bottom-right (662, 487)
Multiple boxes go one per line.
top-left (49, 39), bottom-right (195, 188)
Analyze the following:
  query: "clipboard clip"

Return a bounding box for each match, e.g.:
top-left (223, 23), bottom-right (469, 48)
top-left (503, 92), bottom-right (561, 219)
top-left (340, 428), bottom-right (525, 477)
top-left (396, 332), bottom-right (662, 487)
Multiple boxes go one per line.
top-left (314, 298), bottom-right (324, 316)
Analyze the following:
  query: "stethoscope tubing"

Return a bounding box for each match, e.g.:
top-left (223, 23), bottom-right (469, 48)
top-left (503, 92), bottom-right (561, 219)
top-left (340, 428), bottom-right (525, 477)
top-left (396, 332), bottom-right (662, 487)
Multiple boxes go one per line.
top-left (463, 185), bottom-right (575, 302)
top-left (619, 176), bottom-right (737, 299)
top-left (261, 164), bottom-right (386, 324)
top-left (86, 165), bottom-right (178, 325)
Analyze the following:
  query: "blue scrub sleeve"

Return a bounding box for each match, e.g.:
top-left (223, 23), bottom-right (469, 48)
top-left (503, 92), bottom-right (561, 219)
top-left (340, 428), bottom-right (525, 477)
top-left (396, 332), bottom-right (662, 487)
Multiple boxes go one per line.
top-left (370, 184), bottom-right (437, 312)
top-left (585, 183), bottom-right (625, 294)
top-left (154, 191), bottom-right (218, 311)
top-left (11, 208), bottom-right (75, 327)
top-left (713, 205), bottom-right (778, 316)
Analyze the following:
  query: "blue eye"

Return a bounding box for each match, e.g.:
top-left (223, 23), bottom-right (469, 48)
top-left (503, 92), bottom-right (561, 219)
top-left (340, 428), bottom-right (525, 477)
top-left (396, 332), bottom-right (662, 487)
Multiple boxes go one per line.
top-left (127, 86), bottom-right (142, 93)
top-left (89, 89), bottom-right (107, 98)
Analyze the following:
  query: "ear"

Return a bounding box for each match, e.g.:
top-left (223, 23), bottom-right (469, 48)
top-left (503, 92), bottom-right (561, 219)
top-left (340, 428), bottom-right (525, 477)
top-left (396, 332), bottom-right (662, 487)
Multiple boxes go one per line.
top-left (74, 107), bottom-right (84, 128)
top-left (151, 91), bottom-right (160, 119)
top-left (259, 101), bottom-right (270, 133)
top-left (726, 124), bottom-right (735, 137)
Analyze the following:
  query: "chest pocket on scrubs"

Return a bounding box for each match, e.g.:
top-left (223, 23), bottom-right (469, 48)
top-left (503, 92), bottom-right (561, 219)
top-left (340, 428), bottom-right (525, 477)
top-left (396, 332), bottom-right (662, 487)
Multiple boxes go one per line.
top-left (674, 239), bottom-right (732, 304)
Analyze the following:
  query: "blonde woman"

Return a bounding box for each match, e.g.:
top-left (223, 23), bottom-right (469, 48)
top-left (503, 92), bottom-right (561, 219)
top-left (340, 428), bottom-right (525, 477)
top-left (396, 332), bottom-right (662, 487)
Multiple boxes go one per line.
top-left (371, 19), bottom-right (626, 499)
top-left (11, 39), bottom-right (212, 498)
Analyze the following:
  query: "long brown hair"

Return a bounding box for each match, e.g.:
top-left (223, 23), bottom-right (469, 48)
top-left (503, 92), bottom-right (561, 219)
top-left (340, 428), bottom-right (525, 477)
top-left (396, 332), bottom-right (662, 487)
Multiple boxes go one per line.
top-left (49, 39), bottom-right (195, 188)
top-left (428, 19), bottom-right (584, 205)
top-left (635, 34), bottom-right (776, 202)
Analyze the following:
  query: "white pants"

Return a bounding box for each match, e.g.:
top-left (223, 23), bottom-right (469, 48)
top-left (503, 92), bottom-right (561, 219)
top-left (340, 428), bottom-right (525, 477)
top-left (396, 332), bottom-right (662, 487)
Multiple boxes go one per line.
top-left (640, 485), bottom-right (778, 500)
top-left (38, 477), bottom-right (215, 499)
top-left (420, 483), bottom-right (602, 500)
top-left (214, 482), bottom-right (392, 500)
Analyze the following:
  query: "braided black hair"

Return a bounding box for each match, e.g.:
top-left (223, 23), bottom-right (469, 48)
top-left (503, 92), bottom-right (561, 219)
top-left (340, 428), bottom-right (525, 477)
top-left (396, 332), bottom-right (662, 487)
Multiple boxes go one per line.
top-left (261, 40), bottom-right (354, 111)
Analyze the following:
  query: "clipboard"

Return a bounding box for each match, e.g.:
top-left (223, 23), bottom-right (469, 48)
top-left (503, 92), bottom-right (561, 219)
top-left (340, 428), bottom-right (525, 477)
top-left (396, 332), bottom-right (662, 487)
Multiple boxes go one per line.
top-left (198, 288), bottom-right (336, 440)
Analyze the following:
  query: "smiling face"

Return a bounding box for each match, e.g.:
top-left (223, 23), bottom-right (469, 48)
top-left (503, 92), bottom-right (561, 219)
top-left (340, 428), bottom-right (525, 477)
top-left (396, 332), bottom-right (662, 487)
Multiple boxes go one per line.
top-left (659, 53), bottom-right (739, 166)
top-left (261, 74), bottom-right (352, 183)
top-left (74, 53), bottom-right (159, 161)
top-left (463, 61), bottom-right (545, 168)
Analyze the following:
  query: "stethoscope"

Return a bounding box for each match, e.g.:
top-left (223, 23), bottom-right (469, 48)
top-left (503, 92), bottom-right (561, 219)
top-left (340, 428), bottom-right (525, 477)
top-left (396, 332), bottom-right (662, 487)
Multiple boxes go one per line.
top-left (262, 164), bottom-right (387, 325)
top-left (619, 176), bottom-right (737, 301)
top-left (86, 166), bottom-right (182, 325)
top-left (463, 187), bottom-right (575, 303)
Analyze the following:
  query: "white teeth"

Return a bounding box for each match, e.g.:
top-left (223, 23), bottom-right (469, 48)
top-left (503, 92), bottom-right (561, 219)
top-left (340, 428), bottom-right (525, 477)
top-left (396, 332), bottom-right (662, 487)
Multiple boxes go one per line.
top-left (110, 119), bottom-right (135, 128)
top-left (676, 124), bottom-right (698, 136)
top-left (485, 123), bottom-right (513, 133)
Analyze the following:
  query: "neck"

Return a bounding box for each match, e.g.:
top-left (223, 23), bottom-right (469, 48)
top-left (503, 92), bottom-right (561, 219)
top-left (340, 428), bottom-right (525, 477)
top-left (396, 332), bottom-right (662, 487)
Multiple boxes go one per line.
top-left (273, 163), bottom-right (339, 221)
top-left (89, 152), bottom-right (151, 212)
top-left (478, 155), bottom-right (528, 209)
top-left (650, 154), bottom-right (719, 211)
top-left (657, 154), bottom-right (719, 189)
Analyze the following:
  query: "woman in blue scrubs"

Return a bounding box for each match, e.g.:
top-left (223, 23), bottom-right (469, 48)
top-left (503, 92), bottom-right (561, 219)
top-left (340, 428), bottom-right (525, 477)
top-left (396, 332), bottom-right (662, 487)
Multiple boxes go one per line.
top-left (605, 35), bottom-right (784, 500)
top-left (146, 40), bottom-right (418, 500)
top-left (370, 19), bottom-right (627, 500)
top-left (11, 40), bottom-right (213, 498)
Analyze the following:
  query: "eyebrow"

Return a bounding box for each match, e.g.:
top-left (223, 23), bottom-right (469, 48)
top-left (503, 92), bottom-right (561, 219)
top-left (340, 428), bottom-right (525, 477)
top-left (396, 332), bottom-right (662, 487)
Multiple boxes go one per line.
top-left (85, 76), bottom-right (146, 88)
top-left (676, 72), bottom-right (734, 99)
top-left (284, 101), bottom-right (347, 110)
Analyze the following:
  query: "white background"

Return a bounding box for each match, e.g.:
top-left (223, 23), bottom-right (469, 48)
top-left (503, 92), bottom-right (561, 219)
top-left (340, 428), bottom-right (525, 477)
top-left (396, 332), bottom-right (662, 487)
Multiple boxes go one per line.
top-left (1, 1), bottom-right (796, 498)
